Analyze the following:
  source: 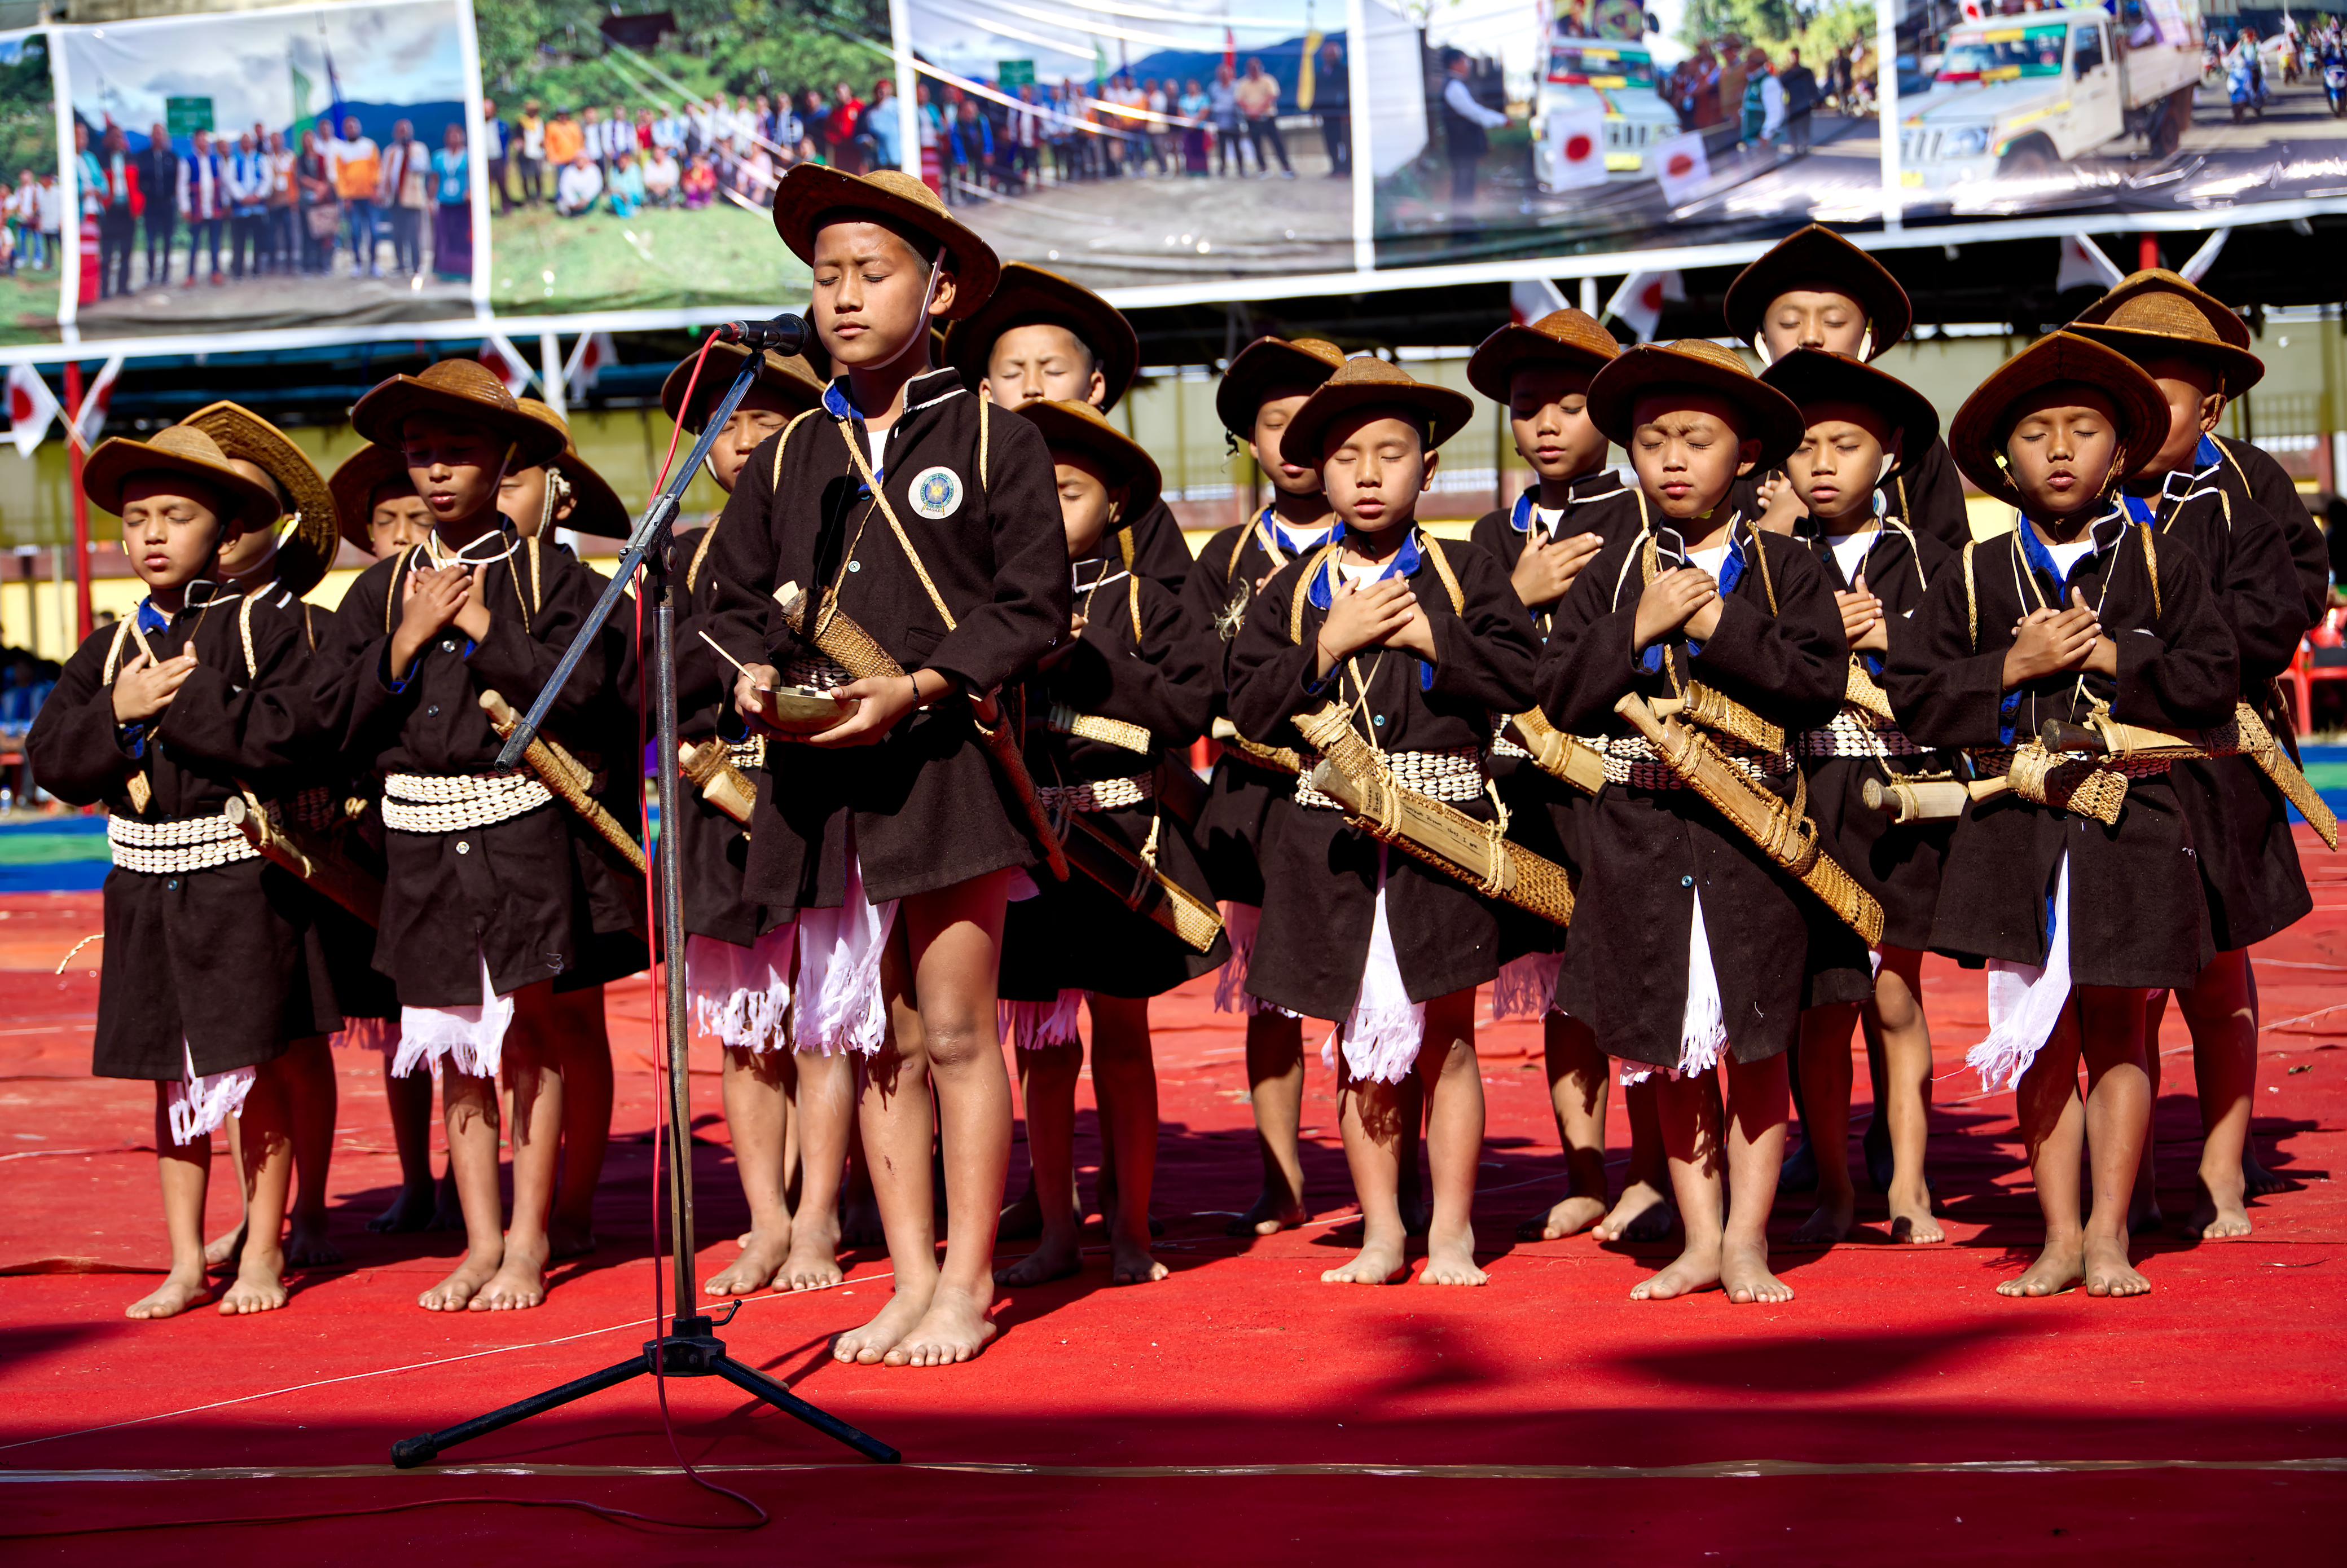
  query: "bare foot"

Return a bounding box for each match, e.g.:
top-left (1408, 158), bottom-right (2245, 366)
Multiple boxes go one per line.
top-left (287, 1215), bottom-right (341, 1267)
top-left (1593, 1179), bottom-right (1674, 1244)
top-left (419, 1248), bottom-right (501, 1311)
top-left (220, 1249), bottom-right (289, 1315)
top-left (203, 1219), bottom-right (247, 1271)
top-left (994, 1230), bottom-right (1082, 1287)
top-left (1225, 1186), bottom-right (1309, 1237)
top-left (1320, 1233), bottom-right (1406, 1285)
top-left (549, 1223), bottom-right (597, 1262)
top-left (706, 1225), bottom-right (793, 1296)
top-left (1108, 1230), bottom-right (1170, 1286)
top-left (1886, 1179), bottom-right (1944, 1244)
top-left (1721, 1238), bottom-right (1793, 1303)
top-left (1418, 1225), bottom-right (1488, 1286)
top-left (834, 1281), bottom-right (934, 1364)
top-left (370, 1183), bottom-right (437, 1234)
top-left (1997, 1236), bottom-right (2082, 1297)
top-left (2188, 1161), bottom-right (2253, 1239)
top-left (1791, 1191), bottom-right (1854, 1246)
top-left (1629, 1240), bottom-right (1721, 1300)
top-left (884, 1283), bottom-right (997, 1367)
top-left (777, 1212), bottom-right (845, 1292)
top-left (126, 1268), bottom-right (212, 1320)
top-left (2084, 1235), bottom-right (2151, 1297)
top-left (1516, 1192), bottom-right (1607, 1243)
top-left (2244, 1144), bottom-right (2286, 1197)
top-left (470, 1235), bottom-right (550, 1310)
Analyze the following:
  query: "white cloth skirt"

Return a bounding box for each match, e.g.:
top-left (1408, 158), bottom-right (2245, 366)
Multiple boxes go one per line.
top-left (689, 922), bottom-right (798, 1053)
top-left (792, 851), bottom-right (898, 1058)
top-left (1620, 886), bottom-right (1729, 1086)
top-left (394, 951), bottom-right (515, 1081)
top-left (1323, 849), bottom-right (1427, 1086)
top-left (1969, 851), bottom-right (2077, 1093)
top-left (165, 1041), bottom-right (255, 1147)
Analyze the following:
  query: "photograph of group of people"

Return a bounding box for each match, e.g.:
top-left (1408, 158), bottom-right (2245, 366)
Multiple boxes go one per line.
top-left (59, 0), bottom-right (475, 336)
top-left (0, 30), bottom-right (58, 345)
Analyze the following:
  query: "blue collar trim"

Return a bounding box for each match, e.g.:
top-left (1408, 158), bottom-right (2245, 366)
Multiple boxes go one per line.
top-left (1306, 528), bottom-right (1421, 611)
top-left (2018, 504), bottom-right (2128, 591)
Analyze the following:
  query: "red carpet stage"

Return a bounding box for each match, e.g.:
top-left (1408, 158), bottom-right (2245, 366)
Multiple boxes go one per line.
top-left (2, 834), bottom-right (2342, 1561)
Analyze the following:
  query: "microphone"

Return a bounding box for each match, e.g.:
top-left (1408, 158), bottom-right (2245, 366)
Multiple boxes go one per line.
top-left (715, 314), bottom-right (810, 354)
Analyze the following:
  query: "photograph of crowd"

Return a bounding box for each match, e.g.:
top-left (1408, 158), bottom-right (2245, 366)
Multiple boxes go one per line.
top-left (902, 0), bottom-right (1353, 289)
top-left (474, 1), bottom-right (898, 315)
top-left (0, 31), bottom-right (60, 346)
top-left (59, 0), bottom-right (474, 338)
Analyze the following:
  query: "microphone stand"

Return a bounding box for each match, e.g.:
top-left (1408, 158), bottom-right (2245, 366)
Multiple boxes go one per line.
top-left (392, 350), bottom-right (898, 1470)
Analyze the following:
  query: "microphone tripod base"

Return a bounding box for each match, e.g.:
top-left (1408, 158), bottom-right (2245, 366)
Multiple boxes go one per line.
top-left (389, 1314), bottom-right (900, 1469)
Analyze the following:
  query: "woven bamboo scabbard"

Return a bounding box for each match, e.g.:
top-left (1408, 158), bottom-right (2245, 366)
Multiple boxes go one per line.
top-left (1652, 680), bottom-right (1786, 754)
top-left (225, 792), bottom-right (385, 924)
top-left (2034, 703), bottom-right (2338, 849)
top-left (1049, 702), bottom-right (1153, 755)
top-left (1210, 716), bottom-right (1303, 774)
top-left (2229, 702), bottom-right (2339, 850)
top-left (1614, 693), bottom-right (1884, 944)
top-left (1845, 660), bottom-right (1897, 725)
top-left (773, 583), bottom-right (1070, 882)
top-left (679, 738), bottom-right (757, 826)
top-left (1291, 705), bottom-right (1575, 928)
top-left (1055, 809), bottom-right (1225, 953)
top-left (1508, 707), bottom-right (1607, 796)
top-left (478, 691), bottom-right (648, 875)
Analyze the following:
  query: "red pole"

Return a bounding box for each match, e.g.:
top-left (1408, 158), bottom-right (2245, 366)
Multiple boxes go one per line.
top-left (64, 359), bottom-right (91, 642)
top-left (2139, 233), bottom-right (2159, 272)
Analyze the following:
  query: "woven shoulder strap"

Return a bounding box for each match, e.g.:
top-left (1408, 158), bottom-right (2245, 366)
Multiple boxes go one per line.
top-left (1417, 530), bottom-right (1468, 615)
top-left (977, 397), bottom-right (991, 492)
top-left (1742, 517), bottom-right (1780, 616)
top-left (1127, 574), bottom-right (1145, 642)
top-left (100, 617), bottom-right (135, 685)
top-left (1883, 514), bottom-right (1931, 598)
top-left (1288, 540), bottom-right (1343, 645)
top-left (766, 406), bottom-right (821, 493)
top-left (523, 534), bottom-right (543, 618)
top-left (237, 593), bottom-right (261, 682)
top-left (1224, 523), bottom-right (1249, 585)
top-left (2138, 521), bottom-right (2161, 619)
top-left (1961, 539), bottom-right (1979, 653)
top-left (836, 416), bottom-right (958, 632)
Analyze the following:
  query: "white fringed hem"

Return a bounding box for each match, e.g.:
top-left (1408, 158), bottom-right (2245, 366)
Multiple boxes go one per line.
top-left (1620, 886), bottom-right (1729, 1087)
top-left (1001, 989), bottom-right (1086, 1051)
top-left (1330, 866), bottom-right (1427, 1085)
top-left (792, 851), bottom-right (898, 1058)
top-left (336, 1015), bottom-right (400, 1057)
top-left (1968, 852), bottom-right (2074, 1093)
top-left (1491, 951), bottom-right (1566, 1021)
top-left (689, 924), bottom-right (797, 1054)
top-left (394, 952), bottom-right (515, 1080)
top-left (164, 1042), bottom-right (254, 1146)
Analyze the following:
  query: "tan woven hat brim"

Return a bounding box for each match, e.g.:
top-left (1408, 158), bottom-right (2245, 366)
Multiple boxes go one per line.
top-left (349, 360), bottom-right (566, 467)
top-left (1282, 359), bottom-right (1476, 461)
top-left (1949, 331), bottom-right (2171, 510)
top-left (517, 398), bottom-right (631, 538)
top-left (1466, 309), bottom-right (1621, 402)
top-left (84, 426), bottom-right (284, 534)
top-left (1018, 398), bottom-right (1162, 521)
top-left (943, 262), bottom-right (1141, 412)
top-left (1722, 224), bottom-right (1913, 358)
top-left (770, 164), bottom-right (1000, 319)
top-left (658, 343), bottom-right (828, 433)
top-left (181, 401), bottom-right (341, 597)
top-left (1215, 336), bottom-right (1350, 438)
top-left (1756, 347), bottom-right (1940, 475)
top-left (1586, 339), bottom-right (1807, 469)
top-left (327, 443), bottom-right (416, 556)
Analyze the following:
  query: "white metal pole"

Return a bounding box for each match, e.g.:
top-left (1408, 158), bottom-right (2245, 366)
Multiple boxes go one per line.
top-left (1878, 0), bottom-right (1903, 232)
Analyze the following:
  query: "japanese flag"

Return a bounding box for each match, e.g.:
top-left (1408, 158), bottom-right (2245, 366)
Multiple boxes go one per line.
top-left (1511, 276), bottom-right (1568, 324)
top-left (564, 330), bottom-right (617, 403)
top-left (478, 335), bottom-right (535, 397)
top-left (71, 355), bottom-right (124, 450)
top-left (1542, 108), bottom-right (1610, 191)
top-left (2056, 234), bottom-right (2124, 294)
top-left (5, 362), bottom-right (59, 458)
top-left (1652, 130), bottom-right (1711, 206)
top-left (1604, 270), bottom-right (1685, 343)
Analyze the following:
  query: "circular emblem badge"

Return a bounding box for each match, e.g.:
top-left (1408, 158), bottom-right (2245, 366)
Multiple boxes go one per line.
top-left (910, 466), bottom-right (964, 520)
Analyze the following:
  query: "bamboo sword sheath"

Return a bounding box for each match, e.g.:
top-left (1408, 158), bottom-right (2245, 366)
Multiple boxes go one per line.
top-left (478, 690), bottom-right (648, 875)
top-left (225, 792), bottom-right (385, 925)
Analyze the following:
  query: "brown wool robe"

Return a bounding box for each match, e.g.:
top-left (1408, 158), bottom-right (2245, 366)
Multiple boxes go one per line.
top-left (29, 592), bottom-right (341, 1078)
top-left (1469, 472), bottom-right (1651, 967)
top-left (1884, 510), bottom-right (2239, 988)
top-left (1000, 562), bottom-right (1230, 999)
top-left (1733, 434), bottom-right (1973, 554)
top-left (702, 369), bottom-right (1071, 909)
top-left (1225, 530), bottom-right (1539, 1020)
top-left (2133, 472), bottom-right (2313, 952)
top-left (310, 523), bottom-right (625, 1008)
top-left (1787, 514), bottom-right (1957, 1003)
top-left (1180, 508), bottom-right (1343, 906)
top-left (670, 520), bottom-right (785, 948)
top-left (1113, 492), bottom-right (1197, 594)
top-left (1534, 519), bottom-right (1847, 1071)
top-left (2213, 434), bottom-right (2330, 627)
top-left (559, 549), bottom-right (651, 990)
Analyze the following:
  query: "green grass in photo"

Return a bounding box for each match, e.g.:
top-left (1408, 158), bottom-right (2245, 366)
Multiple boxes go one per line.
top-left (487, 200), bottom-right (808, 316)
top-left (0, 265), bottom-right (60, 346)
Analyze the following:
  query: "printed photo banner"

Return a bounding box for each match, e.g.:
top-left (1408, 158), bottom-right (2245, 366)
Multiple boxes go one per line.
top-left (0, 0), bottom-right (2337, 361)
